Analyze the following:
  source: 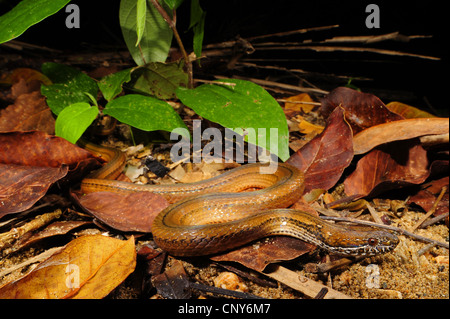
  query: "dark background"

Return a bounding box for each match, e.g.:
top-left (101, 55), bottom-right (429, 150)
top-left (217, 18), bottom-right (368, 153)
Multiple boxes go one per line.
top-left (0, 0), bottom-right (447, 115)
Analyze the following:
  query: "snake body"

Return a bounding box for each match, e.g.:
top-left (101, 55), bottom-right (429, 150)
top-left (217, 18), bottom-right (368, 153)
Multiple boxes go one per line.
top-left (79, 141), bottom-right (399, 257)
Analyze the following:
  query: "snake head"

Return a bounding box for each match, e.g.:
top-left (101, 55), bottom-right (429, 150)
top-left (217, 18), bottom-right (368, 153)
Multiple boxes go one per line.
top-left (361, 230), bottom-right (400, 256)
top-left (323, 229), bottom-right (400, 257)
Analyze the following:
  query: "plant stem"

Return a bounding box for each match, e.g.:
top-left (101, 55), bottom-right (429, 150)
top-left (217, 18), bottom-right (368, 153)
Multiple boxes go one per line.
top-left (149, 0), bottom-right (194, 88)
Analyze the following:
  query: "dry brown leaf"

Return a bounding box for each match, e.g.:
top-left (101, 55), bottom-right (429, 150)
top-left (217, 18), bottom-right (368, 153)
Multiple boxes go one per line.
top-left (0, 235), bottom-right (136, 299)
top-left (0, 131), bottom-right (96, 168)
top-left (320, 87), bottom-right (403, 134)
top-left (151, 259), bottom-right (191, 299)
top-left (78, 191), bottom-right (169, 232)
top-left (344, 139), bottom-right (430, 198)
top-left (0, 131), bottom-right (99, 216)
top-left (287, 107), bottom-right (353, 194)
top-left (211, 237), bottom-right (315, 272)
top-left (16, 221), bottom-right (92, 249)
top-left (0, 92), bottom-right (55, 134)
top-left (0, 164), bottom-right (68, 217)
top-left (408, 177), bottom-right (449, 216)
top-left (353, 118), bottom-right (449, 155)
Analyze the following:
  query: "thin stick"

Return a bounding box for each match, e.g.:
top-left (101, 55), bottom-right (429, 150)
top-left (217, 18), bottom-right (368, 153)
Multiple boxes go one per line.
top-left (194, 79), bottom-right (237, 87)
top-left (276, 99), bottom-right (321, 106)
top-left (256, 45), bottom-right (440, 61)
top-left (304, 257), bottom-right (364, 274)
top-left (0, 209), bottom-right (62, 253)
top-left (0, 246), bottom-right (63, 278)
top-left (216, 75), bottom-right (329, 95)
top-left (366, 203), bottom-right (383, 224)
top-left (420, 212), bottom-right (449, 229)
top-left (247, 25), bottom-right (340, 41)
top-left (149, 0), bottom-right (194, 88)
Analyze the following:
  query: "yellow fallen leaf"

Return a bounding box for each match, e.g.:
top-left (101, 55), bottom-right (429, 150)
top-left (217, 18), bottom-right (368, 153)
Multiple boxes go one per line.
top-left (297, 116), bottom-right (324, 135)
top-left (0, 235), bottom-right (136, 299)
top-left (0, 68), bottom-right (52, 86)
top-left (386, 101), bottom-right (436, 119)
top-left (284, 93), bottom-right (316, 113)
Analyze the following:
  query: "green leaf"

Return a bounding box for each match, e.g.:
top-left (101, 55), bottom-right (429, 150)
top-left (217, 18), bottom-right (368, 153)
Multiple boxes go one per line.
top-left (135, 0), bottom-right (147, 46)
top-left (41, 63), bottom-right (98, 115)
top-left (176, 79), bottom-right (290, 161)
top-left (189, 0), bottom-right (205, 59)
top-left (132, 61), bottom-right (188, 99)
top-left (0, 0), bottom-right (70, 44)
top-left (55, 102), bottom-right (99, 144)
top-left (120, 0), bottom-right (173, 65)
top-left (103, 94), bottom-right (189, 139)
top-left (163, 0), bottom-right (185, 10)
top-left (98, 68), bottom-right (133, 101)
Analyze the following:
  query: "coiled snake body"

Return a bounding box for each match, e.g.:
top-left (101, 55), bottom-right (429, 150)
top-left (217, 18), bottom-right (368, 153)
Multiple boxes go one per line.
top-left (80, 141), bottom-right (399, 257)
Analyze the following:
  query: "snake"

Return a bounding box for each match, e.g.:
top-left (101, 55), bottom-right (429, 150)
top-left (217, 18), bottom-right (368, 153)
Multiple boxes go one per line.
top-left (79, 141), bottom-right (399, 257)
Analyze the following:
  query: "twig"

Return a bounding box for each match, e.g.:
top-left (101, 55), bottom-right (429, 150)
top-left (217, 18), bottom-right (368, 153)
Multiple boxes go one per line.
top-left (320, 216), bottom-right (449, 250)
top-left (0, 209), bottom-right (62, 253)
top-left (0, 246), bottom-right (63, 278)
top-left (149, 0), bottom-right (194, 88)
top-left (366, 203), bottom-right (383, 224)
top-left (276, 99), bottom-right (321, 106)
top-left (247, 25), bottom-right (340, 41)
top-left (420, 212), bottom-right (449, 229)
top-left (313, 288), bottom-right (329, 299)
top-left (304, 256), bottom-right (364, 274)
top-left (411, 186), bottom-right (447, 232)
top-left (194, 79), bottom-right (237, 87)
top-left (322, 32), bottom-right (432, 44)
top-left (261, 265), bottom-right (352, 299)
top-left (255, 45), bottom-right (440, 61)
top-left (189, 282), bottom-right (263, 299)
top-left (216, 75), bottom-right (329, 95)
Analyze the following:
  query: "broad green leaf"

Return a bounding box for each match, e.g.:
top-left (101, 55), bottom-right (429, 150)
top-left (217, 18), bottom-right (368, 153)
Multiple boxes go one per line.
top-left (135, 0), bottom-right (147, 46)
top-left (176, 79), bottom-right (290, 161)
top-left (41, 63), bottom-right (98, 115)
top-left (103, 94), bottom-right (189, 139)
top-left (0, 0), bottom-right (70, 44)
top-left (120, 0), bottom-right (173, 65)
top-left (132, 61), bottom-right (188, 99)
top-left (55, 102), bottom-right (99, 144)
top-left (98, 68), bottom-right (133, 101)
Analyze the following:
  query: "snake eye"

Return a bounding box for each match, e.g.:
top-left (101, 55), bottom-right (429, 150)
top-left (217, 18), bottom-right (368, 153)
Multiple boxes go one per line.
top-left (368, 238), bottom-right (378, 246)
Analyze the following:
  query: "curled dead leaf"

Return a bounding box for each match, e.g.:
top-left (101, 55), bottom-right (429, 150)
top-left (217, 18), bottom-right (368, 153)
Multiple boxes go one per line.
top-left (353, 118), bottom-right (449, 155)
top-left (320, 87), bottom-right (403, 134)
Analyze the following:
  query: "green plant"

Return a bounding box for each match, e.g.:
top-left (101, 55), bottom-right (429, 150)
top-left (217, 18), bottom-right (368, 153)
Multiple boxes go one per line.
top-left (0, 0), bottom-right (290, 161)
top-left (0, 0), bottom-right (71, 44)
